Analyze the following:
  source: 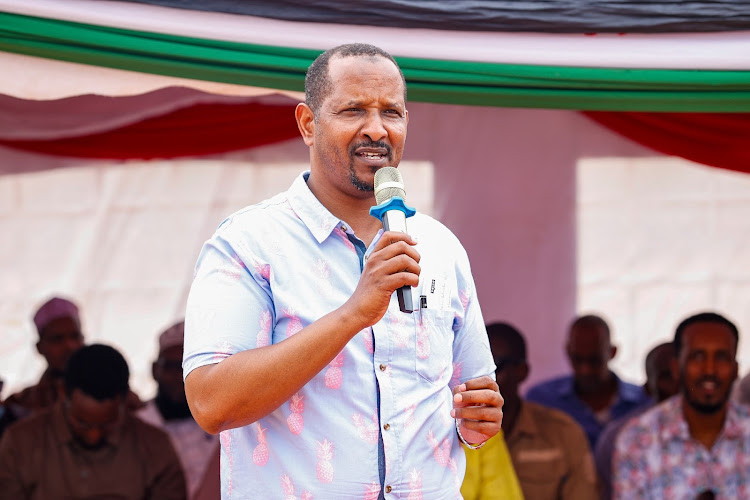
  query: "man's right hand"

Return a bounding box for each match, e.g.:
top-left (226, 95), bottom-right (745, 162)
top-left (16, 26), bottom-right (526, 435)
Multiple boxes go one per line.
top-left (344, 231), bottom-right (420, 328)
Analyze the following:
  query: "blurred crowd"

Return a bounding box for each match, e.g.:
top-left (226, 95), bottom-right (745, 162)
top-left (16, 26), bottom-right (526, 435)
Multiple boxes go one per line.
top-left (1, 296), bottom-right (748, 499)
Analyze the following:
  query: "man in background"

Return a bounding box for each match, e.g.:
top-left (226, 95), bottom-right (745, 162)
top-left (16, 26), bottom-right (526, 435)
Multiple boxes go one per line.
top-left (463, 322), bottom-right (597, 499)
top-left (138, 321), bottom-right (219, 499)
top-left (594, 342), bottom-right (678, 500)
top-left (3, 297), bottom-right (85, 422)
top-left (526, 314), bottom-right (650, 449)
top-left (613, 312), bottom-right (749, 498)
top-left (0, 344), bottom-right (186, 500)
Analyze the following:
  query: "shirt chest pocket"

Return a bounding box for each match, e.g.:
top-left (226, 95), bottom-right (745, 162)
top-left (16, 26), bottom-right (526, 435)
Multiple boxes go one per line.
top-left (414, 308), bottom-right (454, 385)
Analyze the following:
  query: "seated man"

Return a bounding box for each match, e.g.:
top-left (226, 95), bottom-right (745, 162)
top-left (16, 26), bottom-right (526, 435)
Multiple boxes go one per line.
top-left (3, 297), bottom-right (85, 421)
top-left (463, 322), bottom-right (598, 500)
top-left (526, 314), bottom-right (651, 449)
top-left (138, 321), bottom-right (219, 499)
top-left (3, 296), bottom-right (141, 426)
top-left (0, 344), bottom-right (187, 500)
top-left (594, 342), bottom-right (678, 500)
top-left (613, 312), bottom-right (750, 499)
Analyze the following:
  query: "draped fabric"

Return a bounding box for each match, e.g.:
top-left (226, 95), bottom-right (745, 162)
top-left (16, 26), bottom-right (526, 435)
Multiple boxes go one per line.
top-left (2, 8), bottom-right (750, 111)
top-left (0, 100), bottom-right (301, 159)
top-left (584, 112), bottom-right (750, 174)
top-left (120, 0), bottom-right (750, 33)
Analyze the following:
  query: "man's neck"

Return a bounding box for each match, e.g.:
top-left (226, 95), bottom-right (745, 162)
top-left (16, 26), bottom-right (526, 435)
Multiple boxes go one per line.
top-left (575, 374), bottom-right (618, 412)
top-left (682, 398), bottom-right (729, 450)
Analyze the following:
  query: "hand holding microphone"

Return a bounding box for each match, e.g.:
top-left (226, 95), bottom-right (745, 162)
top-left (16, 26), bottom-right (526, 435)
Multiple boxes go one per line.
top-left (370, 167), bottom-right (418, 313)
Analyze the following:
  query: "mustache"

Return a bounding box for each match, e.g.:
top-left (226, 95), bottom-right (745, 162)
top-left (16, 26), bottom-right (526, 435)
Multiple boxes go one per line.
top-left (350, 141), bottom-right (392, 157)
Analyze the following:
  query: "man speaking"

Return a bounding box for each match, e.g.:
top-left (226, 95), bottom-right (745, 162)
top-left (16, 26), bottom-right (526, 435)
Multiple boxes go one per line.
top-left (183, 43), bottom-right (502, 499)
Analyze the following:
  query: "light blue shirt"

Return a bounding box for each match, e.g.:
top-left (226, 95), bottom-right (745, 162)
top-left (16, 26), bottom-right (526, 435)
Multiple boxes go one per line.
top-left (184, 172), bottom-right (495, 499)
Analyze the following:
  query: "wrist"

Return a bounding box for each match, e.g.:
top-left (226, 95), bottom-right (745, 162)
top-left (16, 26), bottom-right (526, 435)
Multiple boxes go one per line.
top-left (455, 419), bottom-right (486, 450)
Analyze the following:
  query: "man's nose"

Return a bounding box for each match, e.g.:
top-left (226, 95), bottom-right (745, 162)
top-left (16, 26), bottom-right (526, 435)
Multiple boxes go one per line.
top-left (361, 111), bottom-right (387, 142)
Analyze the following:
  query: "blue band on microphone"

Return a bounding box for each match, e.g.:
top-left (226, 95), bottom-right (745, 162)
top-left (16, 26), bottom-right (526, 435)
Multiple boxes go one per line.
top-left (369, 196), bottom-right (416, 222)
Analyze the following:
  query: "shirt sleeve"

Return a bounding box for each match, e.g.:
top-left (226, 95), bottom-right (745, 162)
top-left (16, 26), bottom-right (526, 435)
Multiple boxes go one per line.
top-left (183, 219), bottom-right (274, 378)
top-left (449, 243), bottom-right (496, 387)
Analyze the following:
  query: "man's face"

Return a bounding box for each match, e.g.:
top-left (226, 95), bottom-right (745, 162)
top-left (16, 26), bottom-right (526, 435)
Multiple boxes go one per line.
top-left (37, 316), bottom-right (84, 374)
top-left (153, 345), bottom-right (186, 404)
top-left (677, 322), bottom-right (737, 415)
top-left (566, 325), bottom-right (614, 393)
top-left (646, 345), bottom-right (679, 402)
top-left (302, 55), bottom-right (408, 200)
top-left (65, 389), bottom-right (124, 450)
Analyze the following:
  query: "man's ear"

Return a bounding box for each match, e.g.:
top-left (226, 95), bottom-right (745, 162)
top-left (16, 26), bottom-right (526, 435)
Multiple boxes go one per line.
top-left (36, 339), bottom-right (43, 356)
top-left (295, 102), bottom-right (315, 146)
top-left (152, 361), bottom-right (160, 381)
top-left (518, 362), bottom-right (530, 384)
top-left (609, 345), bottom-right (617, 361)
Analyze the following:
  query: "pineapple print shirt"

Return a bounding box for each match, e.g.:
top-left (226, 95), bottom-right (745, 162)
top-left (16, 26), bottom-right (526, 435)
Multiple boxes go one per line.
top-left (184, 172), bottom-right (496, 500)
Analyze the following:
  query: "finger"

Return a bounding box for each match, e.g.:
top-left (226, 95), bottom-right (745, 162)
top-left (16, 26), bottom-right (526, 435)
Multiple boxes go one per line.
top-left (453, 388), bottom-right (503, 408)
top-left (370, 240), bottom-right (421, 266)
top-left (459, 376), bottom-right (499, 392)
top-left (372, 231), bottom-right (418, 252)
top-left (452, 405), bottom-right (503, 423)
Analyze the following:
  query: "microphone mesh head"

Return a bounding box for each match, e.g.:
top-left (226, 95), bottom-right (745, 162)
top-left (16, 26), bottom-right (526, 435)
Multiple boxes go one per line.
top-left (374, 167), bottom-right (406, 205)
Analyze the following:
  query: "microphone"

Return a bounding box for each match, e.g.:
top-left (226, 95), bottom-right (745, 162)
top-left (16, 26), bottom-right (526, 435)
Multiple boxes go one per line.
top-left (369, 167), bottom-right (417, 313)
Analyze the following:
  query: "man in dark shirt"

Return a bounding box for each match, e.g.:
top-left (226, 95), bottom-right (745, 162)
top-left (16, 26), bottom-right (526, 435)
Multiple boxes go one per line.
top-left (526, 314), bottom-right (651, 449)
top-left (0, 344), bottom-right (186, 500)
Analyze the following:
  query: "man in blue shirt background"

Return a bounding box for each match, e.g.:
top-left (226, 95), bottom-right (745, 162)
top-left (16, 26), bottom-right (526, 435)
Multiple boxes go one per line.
top-left (525, 314), bottom-right (650, 449)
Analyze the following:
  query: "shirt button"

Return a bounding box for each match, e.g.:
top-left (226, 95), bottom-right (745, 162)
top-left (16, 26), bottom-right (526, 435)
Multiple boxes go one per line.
top-left (385, 485), bottom-right (392, 493)
top-left (379, 364), bottom-right (386, 371)
top-left (383, 423), bottom-right (390, 430)
top-left (341, 224), bottom-right (348, 232)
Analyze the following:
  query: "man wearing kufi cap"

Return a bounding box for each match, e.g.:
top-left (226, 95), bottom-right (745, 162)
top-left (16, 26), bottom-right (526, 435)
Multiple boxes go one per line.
top-left (2, 297), bottom-right (85, 426)
top-left (137, 320), bottom-right (219, 499)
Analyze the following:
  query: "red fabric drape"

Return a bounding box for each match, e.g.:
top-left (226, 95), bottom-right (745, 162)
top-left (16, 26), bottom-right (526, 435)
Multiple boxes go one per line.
top-left (0, 101), bottom-right (300, 159)
top-left (584, 112), bottom-right (750, 175)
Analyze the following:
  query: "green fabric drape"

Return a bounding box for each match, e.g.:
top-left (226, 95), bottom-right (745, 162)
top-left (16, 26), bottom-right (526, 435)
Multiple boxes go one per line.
top-left (2, 11), bottom-right (750, 111)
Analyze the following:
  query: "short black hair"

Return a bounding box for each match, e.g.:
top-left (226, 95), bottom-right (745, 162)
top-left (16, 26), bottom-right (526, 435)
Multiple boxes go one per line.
top-left (305, 43), bottom-right (407, 115)
top-left (64, 344), bottom-right (129, 401)
top-left (569, 314), bottom-right (611, 343)
top-left (486, 322), bottom-right (527, 362)
top-left (673, 312), bottom-right (739, 357)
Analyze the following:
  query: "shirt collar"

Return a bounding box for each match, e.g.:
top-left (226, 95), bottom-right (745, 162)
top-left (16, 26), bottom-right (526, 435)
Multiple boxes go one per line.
top-left (287, 171), bottom-right (345, 244)
top-left (660, 396), bottom-right (745, 443)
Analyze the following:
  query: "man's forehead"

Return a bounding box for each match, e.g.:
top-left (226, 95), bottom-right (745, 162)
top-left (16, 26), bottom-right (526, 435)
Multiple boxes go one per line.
top-left (683, 322), bottom-right (736, 348)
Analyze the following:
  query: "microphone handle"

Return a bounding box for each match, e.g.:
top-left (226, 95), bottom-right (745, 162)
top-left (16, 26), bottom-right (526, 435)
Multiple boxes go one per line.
top-left (382, 209), bottom-right (414, 313)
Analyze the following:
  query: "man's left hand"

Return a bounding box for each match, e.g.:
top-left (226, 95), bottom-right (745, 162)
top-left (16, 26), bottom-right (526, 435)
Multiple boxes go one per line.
top-left (451, 376), bottom-right (503, 446)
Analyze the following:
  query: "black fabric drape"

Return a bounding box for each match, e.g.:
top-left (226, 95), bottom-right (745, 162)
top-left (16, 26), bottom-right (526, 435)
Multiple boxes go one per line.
top-left (119, 0), bottom-right (750, 33)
